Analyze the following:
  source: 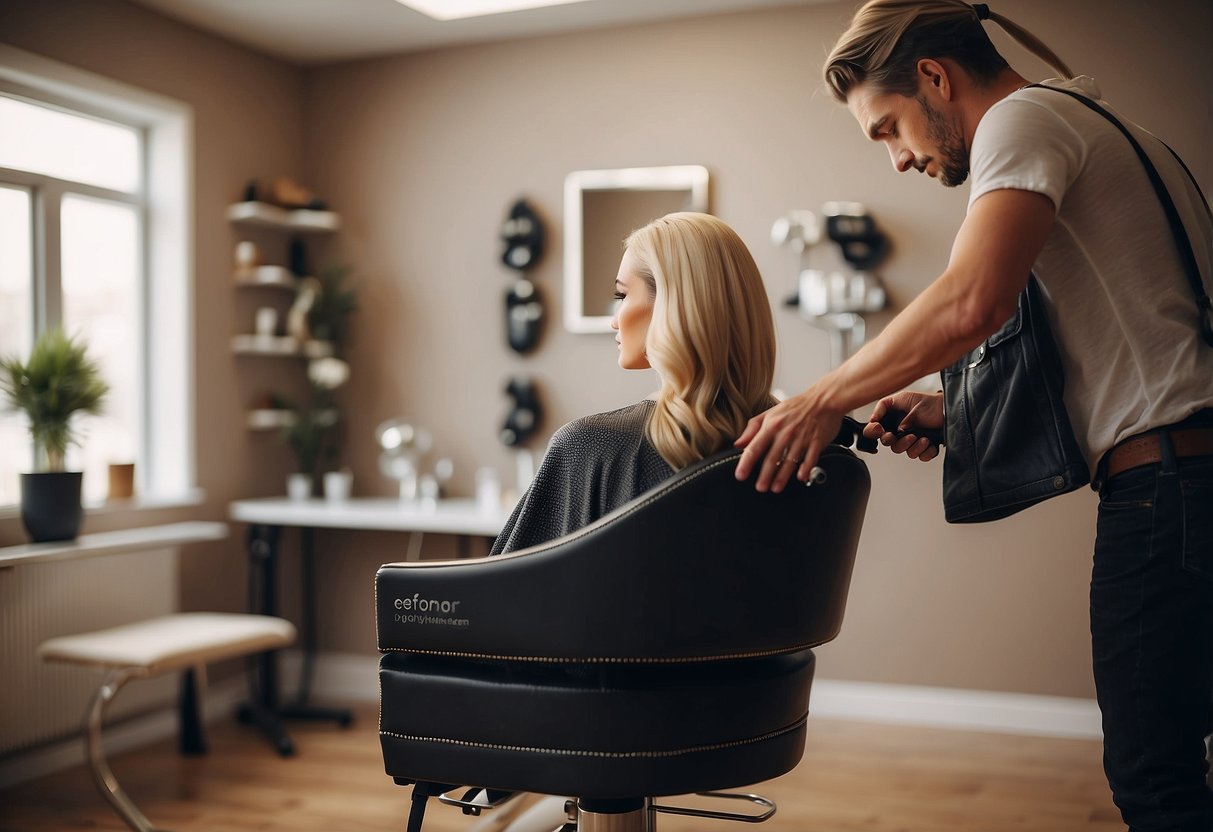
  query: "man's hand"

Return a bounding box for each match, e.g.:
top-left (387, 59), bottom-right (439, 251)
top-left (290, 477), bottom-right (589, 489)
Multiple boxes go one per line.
top-left (734, 389), bottom-right (844, 493)
top-left (862, 391), bottom-right (944, 461)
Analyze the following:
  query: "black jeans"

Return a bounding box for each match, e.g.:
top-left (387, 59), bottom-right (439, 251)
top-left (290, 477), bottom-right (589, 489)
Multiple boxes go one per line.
top-left (1091, 432), bottom-right (1213, 832)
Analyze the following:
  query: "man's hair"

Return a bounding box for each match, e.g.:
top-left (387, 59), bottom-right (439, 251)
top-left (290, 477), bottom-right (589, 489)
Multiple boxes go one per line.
top-left (824, 0), bottom-right (1072, 103)
top-left (625, 212), bottom-right (777, 471)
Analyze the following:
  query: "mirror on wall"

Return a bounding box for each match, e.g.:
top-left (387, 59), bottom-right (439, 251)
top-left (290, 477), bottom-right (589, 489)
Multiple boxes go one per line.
top-left (563, 165), bottom-right (709, 334)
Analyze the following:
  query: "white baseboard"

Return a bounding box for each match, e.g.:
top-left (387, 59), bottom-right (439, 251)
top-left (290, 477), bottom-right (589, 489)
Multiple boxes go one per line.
top-left (286, 650), bottom-right (380, 703)
top-left (310, 652), bottom-right (1103, 740)
top-left (808, 679), bottom-right (1102, 740)
top-left (0, 675), bottom-right (249, 789)
top-left (2, 653), bottom-right (1101, 790)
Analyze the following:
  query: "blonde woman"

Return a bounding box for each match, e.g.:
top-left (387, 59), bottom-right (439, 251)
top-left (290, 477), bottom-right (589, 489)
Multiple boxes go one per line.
top-left (490, 211), bottom-right (775, 555)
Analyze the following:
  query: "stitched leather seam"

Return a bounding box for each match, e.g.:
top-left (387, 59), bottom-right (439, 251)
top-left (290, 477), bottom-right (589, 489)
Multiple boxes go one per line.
top-left (379, 714), bottom-right (807, 758)
top-left (379, 636), bottom-right (829, 664)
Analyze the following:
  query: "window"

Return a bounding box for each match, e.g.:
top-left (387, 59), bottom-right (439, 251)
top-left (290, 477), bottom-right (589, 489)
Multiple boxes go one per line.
top-left (0, 46), bottom-right (193, 508)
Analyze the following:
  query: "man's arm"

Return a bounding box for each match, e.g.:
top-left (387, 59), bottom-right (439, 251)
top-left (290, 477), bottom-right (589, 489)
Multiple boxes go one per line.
top-left (735, 187), bottom-right (1056, 491)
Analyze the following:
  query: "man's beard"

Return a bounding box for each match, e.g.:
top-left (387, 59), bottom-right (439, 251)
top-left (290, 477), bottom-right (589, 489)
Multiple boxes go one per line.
top-left (916, 94), bottom-right (970, 187)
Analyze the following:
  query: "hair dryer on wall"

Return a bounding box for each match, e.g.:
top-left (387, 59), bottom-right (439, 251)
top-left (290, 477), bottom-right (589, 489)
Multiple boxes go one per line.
top-left (773, 202), bottom-right (890, 368)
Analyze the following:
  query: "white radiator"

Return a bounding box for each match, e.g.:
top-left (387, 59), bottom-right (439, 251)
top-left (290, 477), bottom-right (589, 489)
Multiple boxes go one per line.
top-left (0, 548), bottom-right (177, 756)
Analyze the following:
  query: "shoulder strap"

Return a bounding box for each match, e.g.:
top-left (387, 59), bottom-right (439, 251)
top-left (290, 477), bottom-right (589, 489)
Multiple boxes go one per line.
top-left (1027, 83), bottom-right (1213, 347)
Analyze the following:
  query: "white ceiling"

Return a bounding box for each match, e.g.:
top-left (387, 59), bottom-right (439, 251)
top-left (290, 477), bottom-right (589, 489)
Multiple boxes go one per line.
top-left (127, 0), bottom-right (826, 66)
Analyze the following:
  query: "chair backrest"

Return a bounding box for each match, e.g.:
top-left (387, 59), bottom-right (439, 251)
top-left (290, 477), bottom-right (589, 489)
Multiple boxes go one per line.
top-left (376, 445), bottom-right (870, 663)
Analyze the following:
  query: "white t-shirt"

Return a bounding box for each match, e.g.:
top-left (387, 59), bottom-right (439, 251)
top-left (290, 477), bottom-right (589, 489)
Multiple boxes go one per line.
top-left (968, 76), bottom-right (1213, 469)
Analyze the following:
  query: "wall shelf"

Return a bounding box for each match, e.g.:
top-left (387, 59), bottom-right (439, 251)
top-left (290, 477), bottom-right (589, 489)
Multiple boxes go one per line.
top-left (231, 334), bottom-right (333, 358)
top-left (226, 201), bottom-right (340, 233)
top-left (246, 409), bottom-right (337, 431)
top-left (228, 199), bottom-right (342, 434)
top-left (233, 265), bottom-right (298, 290)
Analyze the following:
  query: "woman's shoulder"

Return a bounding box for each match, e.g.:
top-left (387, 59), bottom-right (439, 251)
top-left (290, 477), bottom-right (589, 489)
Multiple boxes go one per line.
top-left (547, 400), bottom-right (656, 462)
top-left (552, 400), bottom-right (655, 446)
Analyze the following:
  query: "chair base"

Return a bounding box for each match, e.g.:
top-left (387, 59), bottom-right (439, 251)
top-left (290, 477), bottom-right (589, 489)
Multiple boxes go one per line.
top-left (577, 800), bottom-right (647, 832)
top-left (404, 789), bottom-right (778, 832)
top-left (234, 699), bottom-right (355, 757)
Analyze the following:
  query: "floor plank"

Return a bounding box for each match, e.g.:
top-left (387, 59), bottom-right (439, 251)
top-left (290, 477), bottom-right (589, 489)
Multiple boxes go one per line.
top-left (0, 702), bottom-right (1122, 831)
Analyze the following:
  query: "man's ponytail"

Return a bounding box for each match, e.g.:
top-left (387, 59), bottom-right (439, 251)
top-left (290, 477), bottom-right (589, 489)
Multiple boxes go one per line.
top-left (824, 0), bottom-right (1072, 102)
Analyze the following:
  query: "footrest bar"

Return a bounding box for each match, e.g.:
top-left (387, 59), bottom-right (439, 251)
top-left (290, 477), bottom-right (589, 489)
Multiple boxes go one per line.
top-left (438, 786), bottom-right (523, 815)
top-left (651, 791), bottom-right (776, 824)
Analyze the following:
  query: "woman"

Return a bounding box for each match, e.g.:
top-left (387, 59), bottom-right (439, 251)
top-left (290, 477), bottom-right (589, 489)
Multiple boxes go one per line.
top-left (490, 211), bottom-right (776, 555)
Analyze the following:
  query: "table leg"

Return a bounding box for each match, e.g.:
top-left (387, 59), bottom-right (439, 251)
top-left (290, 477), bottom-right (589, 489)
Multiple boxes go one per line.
top-left (406, 530), bottom-right (424, 562)
top-left (280, 526), bottom-right (353, 727)
top-left (237, 523), bottom-right (295, 756)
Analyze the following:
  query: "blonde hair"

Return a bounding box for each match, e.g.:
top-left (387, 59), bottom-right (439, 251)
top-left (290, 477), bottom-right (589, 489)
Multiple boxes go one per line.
top-left (824, 0), bottom-right (1073, 103)
top-left (625, 212), bottom-right (777, 471)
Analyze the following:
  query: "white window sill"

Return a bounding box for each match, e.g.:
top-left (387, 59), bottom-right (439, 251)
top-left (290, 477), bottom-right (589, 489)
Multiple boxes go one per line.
top-left (0, 519), bottom-right (227, 568)
top-left (0, 487), bottom-right (206, 521)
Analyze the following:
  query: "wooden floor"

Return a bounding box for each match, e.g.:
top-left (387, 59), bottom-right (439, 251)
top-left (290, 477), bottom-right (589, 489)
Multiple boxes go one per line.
top-left (0, 702), bottom-right (1124, 831)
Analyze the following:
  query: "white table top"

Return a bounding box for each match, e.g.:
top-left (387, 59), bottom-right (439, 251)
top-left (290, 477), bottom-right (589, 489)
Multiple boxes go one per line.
top-left (0, 521), bottom-right (229, 568)
top-left (228, 497), bottom-right (511, 537)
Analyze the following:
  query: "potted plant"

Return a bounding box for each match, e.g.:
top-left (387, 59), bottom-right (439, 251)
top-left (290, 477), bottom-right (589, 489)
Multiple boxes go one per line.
top-left (307, 264), bottom-right (359, 353)
top-left (277, 356), bottom-right (349, 499)
top-left (1, 328), bottom-right (109, 541)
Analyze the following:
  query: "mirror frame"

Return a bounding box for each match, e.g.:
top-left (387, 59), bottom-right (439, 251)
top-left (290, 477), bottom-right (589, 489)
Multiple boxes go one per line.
top-left (563, 165), bottom-right (709, 334)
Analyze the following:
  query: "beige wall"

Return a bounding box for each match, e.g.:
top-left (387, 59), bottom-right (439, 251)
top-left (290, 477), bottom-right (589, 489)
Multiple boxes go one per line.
top-left (0, 0), bottom-right (306, 617)
top-left (301, 0), bottom-right (1211, 699)
top-left (1, 0), bottom-right (1209, 699)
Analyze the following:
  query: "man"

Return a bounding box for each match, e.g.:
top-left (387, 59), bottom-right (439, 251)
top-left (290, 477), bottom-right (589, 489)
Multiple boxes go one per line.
top-left (734, 2), bottom-right (1213, 829)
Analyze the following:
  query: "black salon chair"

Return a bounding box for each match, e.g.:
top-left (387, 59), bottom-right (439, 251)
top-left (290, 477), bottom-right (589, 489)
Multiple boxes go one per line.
top-left (376, 442), bottom-right (871, 831)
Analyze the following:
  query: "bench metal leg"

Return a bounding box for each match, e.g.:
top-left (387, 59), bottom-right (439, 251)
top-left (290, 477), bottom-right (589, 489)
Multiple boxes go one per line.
top-left (86, 668), bottom-right (168, 832)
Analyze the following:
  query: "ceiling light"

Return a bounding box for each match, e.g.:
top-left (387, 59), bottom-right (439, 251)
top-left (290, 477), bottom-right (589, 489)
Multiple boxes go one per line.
top-left (394, 0), bottom-right (593, 21)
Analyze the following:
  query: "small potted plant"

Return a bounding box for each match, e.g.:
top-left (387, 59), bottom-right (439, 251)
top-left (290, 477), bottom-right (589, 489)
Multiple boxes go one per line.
top-left (307, 264), bottom-right (358, 354)
top-left (278, 356), bottom-right (349, 499)
top-left (1, 328), bottom-right (109, 541)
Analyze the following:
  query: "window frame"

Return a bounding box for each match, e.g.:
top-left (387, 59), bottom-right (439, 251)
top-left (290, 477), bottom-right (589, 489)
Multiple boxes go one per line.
top-left (0, 45), bottom-right (197, 510)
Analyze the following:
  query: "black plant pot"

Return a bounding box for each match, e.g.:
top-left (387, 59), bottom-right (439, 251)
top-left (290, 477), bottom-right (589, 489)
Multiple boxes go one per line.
top-left (20, 471), bottom-right (84, 542)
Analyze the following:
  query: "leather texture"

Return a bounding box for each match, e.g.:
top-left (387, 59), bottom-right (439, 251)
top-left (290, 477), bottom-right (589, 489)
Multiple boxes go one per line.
top-left (376, 445), bottom-right (870, 799)
top-left (941, 275), bottom-right (1090, 523)
top-left (379, 650), bottom-right (814, 797)
top-left (376, 446), bottom-right (871, 661)
top-left (1104, 426), bottom-right (1213, 479)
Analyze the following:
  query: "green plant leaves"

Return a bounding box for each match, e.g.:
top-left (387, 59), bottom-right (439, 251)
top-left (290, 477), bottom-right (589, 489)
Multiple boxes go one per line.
top-left (0, 328), bottom-right (109, 471)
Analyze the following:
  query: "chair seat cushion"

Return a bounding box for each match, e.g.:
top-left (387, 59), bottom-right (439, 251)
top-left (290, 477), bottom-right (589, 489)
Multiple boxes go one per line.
top-left (379, 649), bottom-right (814, 798)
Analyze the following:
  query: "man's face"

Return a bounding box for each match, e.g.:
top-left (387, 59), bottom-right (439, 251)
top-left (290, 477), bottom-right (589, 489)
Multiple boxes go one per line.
top-left (848, 82), bottom-right (970, 187)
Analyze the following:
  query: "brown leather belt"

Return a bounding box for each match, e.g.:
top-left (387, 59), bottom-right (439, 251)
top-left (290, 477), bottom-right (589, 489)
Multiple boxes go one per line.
top-left (1104, 426), bottom-right (1213, 479)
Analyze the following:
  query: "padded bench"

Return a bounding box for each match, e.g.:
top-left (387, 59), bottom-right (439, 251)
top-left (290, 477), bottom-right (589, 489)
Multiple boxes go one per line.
top-left (39, 612), bottom-right (296, 832)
